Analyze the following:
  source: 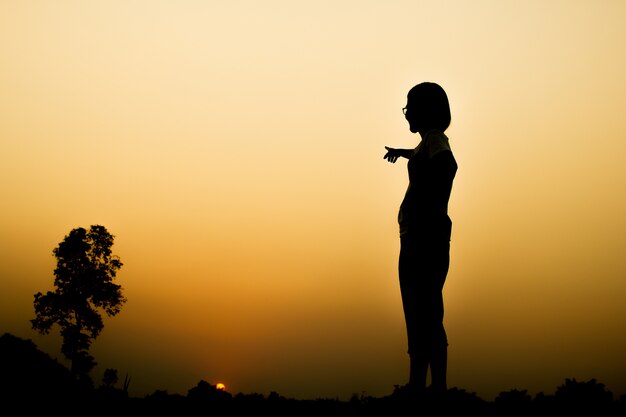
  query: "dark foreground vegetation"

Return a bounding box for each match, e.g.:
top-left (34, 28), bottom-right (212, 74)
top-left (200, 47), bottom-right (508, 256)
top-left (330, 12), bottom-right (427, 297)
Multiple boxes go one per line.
top-left (1, 332), bottom-right (624, 416)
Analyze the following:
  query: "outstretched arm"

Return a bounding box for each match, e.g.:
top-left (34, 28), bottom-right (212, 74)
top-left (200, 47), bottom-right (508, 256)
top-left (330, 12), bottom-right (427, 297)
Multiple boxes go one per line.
top-left (383, 146), bottom-right (413, 163)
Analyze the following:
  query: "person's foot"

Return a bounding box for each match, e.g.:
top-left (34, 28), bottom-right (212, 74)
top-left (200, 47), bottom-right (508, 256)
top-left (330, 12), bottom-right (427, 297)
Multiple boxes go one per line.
top-left (430, 382), bottom-right (447, 391)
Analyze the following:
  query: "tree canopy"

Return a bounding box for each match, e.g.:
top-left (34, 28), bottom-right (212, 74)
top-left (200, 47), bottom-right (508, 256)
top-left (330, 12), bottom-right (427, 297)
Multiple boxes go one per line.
top-left (31, 225), bottom-right (125, 382)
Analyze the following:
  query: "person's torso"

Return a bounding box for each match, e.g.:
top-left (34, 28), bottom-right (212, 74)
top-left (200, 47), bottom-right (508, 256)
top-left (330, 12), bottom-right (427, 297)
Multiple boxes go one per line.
top-left (398, 131), bottom-right (457, 240)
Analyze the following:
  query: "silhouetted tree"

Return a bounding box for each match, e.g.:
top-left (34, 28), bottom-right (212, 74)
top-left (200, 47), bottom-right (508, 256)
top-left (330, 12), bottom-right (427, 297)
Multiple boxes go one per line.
top-left (31, 225), bottom-right (125, 384)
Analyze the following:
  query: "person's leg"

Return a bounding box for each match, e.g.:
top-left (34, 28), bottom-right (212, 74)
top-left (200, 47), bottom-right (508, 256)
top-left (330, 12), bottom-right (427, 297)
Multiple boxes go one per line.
top-left (409, 354), bottom-right (428, 390)
top-left (399, 236), bottom-right (433, 392)
top-left (399, 237), bottom-right (427, 391)
top-left (429, 319), bottom-right (448, 393)
top-left (427, 242), bottom-right (450, 393)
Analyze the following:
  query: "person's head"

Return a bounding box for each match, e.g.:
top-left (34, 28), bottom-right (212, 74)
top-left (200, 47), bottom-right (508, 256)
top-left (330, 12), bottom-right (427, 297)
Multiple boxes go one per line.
top-left (403, 82), bottom-right (451, 134)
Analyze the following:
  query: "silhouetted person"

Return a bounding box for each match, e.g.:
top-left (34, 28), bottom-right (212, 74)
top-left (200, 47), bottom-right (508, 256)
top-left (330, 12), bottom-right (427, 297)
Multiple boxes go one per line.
top-left (384, 82), bottom-right (457, 397)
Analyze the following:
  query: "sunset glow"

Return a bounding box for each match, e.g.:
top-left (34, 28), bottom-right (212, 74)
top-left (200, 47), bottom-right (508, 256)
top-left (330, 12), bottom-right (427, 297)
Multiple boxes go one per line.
top-left (1, 0), bottom-right (626, 402)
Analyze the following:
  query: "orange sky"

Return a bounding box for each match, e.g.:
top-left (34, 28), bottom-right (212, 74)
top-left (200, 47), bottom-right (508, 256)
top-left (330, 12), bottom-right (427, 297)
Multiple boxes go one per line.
top-left (1, 0), bottom-right (626, 401)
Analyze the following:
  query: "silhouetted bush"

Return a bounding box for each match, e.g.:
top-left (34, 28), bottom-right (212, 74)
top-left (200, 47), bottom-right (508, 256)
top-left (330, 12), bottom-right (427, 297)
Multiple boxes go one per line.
top-left (495, 389), bottom-right (532, 415)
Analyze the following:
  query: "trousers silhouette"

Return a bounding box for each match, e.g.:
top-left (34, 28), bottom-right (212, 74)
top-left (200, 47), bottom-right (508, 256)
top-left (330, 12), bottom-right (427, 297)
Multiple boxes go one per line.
top-left (398, 234), bottom-right (449, 392)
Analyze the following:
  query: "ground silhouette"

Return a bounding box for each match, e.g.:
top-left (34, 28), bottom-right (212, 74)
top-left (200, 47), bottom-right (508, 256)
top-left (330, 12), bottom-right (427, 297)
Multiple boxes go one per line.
top-left (1, 332), bottom-right (624, 416)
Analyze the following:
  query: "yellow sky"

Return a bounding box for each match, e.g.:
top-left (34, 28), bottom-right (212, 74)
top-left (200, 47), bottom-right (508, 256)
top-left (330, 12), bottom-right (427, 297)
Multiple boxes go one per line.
top-left (1, 0), bottom-right (626, 401)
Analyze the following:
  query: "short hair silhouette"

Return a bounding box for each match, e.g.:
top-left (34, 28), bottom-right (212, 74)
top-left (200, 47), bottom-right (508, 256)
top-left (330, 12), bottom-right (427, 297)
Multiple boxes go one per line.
top-left (406, 82), bottom-right (451, 132)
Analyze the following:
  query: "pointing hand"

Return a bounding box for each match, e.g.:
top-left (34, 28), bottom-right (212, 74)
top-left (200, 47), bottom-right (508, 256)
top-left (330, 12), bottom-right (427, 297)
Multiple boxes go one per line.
top-left (384, 146), bottom-right (401, 163)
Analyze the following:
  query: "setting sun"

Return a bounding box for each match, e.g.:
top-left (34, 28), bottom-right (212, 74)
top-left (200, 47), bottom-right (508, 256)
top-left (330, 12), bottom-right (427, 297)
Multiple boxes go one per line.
top-left (216, 383), bottom-right (226, 391)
